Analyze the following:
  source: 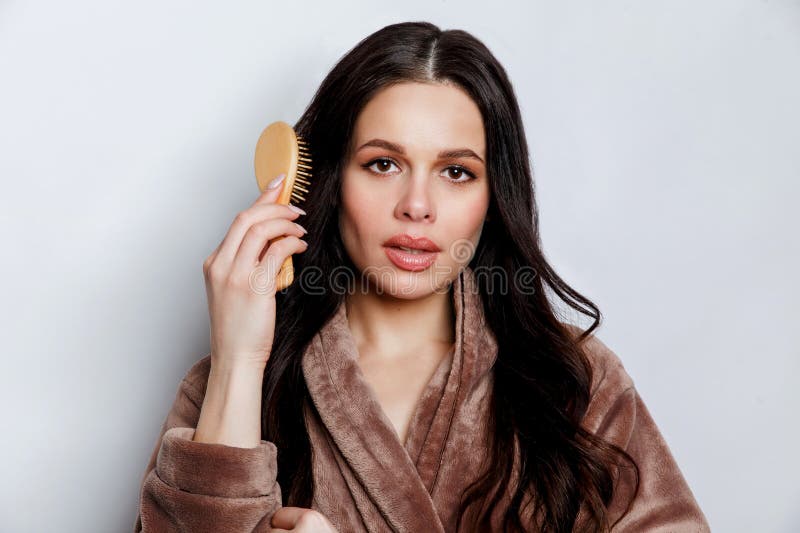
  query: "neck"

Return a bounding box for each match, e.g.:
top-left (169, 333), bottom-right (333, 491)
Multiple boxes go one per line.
top-left (344, 277), bottom-right (455, 362)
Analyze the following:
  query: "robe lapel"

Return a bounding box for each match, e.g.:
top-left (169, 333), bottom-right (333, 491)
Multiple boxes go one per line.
top-left (404, 266), bottom-right (497, 496)
top-left (301, 266), bottom-right (498, 532)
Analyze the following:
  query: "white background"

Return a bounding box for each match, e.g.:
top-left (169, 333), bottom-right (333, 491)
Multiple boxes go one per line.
top-left (1, 1), bottom-right (797, 531)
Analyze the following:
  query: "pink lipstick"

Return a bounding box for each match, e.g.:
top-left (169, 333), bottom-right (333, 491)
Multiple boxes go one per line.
top-left (382, 233), bottom-right (441, 272)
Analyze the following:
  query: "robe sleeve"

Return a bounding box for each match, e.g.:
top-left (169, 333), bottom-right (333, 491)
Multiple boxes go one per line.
top-left (133, 357), bottom-right (283, 532)
top-left (580, 336), bottom-right (711, 532)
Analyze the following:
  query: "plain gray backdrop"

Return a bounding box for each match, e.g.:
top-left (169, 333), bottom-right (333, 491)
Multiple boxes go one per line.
top-left (1, 1), bottom-right (797, 531)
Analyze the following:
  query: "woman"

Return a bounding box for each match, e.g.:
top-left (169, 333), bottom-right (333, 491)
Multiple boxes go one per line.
top-left (134, 21), bottom-right (709, 532)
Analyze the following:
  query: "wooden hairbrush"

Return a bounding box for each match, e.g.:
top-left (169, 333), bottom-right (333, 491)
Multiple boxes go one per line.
top-left (254, 120), bottom-right (312, 291)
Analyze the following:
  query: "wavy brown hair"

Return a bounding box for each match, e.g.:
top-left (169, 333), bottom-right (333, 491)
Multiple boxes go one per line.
top-left (261, 21), bottom-right (640, 532)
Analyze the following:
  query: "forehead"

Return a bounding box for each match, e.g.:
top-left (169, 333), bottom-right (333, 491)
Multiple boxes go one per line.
top-left (351, 81), bottom-right (485, 158)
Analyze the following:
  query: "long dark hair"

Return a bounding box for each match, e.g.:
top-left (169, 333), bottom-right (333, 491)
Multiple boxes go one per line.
top-left (261, 21), bottom-right (639, 532)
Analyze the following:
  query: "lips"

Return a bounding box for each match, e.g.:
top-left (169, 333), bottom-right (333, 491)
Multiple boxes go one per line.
top-left (382, 233), bottom-right (440, 272)
top-left (382, 234), bottom-right (441, 252)
top-left (384, 246), bottom-right (438, 271)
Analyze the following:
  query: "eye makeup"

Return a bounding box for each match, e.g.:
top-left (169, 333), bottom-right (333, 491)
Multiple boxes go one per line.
top-left (360, 157), bottom-right (478, 185)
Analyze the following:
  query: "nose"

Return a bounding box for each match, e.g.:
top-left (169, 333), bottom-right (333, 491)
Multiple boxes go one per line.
top-left (394, 174), bottom-right (435, 223)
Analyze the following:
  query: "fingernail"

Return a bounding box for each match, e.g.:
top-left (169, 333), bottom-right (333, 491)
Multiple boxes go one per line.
top-left (267, 173), bottom-right (286, 189)
top-left (288, 204), bottom-right (306, 215)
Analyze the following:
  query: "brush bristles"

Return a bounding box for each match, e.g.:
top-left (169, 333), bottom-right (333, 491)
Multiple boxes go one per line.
top-left (292, 133), bottom-right (312, 204)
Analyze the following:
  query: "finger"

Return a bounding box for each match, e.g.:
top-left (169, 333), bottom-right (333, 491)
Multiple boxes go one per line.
top-left (271, 506), bottom-right (305, 529)
top-left (240, 235), bottom-right (307, 287)
top-left (232, 217), bottom-right (307, 269)
top-left (211, 170), bottom-right (287, 269)
top-left (203, 172), bottom-right (293, 277)
top-left (211, 202), bottom-right (302, 273)
top-left (252, 173), bottom-right (287, 207)
top-left (261, 234), bottom-right (308, 267)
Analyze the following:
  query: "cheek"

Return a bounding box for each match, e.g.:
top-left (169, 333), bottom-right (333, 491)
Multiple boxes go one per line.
top-left (445, 193), bottom-right (489, 238)
top-left (342, 177), bottom-right (375, 216)
top-left (438, 193), bottom-right (489, 265)
top-left (339, 173), bottom-right (384, 244)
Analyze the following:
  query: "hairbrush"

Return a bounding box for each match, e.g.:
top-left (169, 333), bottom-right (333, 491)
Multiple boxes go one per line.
top-left (254, 120), bottom-right (312, 291)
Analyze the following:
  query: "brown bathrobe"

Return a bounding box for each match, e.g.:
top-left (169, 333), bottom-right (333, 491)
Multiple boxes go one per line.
top-left (134, 266), bottom-right (710, 532)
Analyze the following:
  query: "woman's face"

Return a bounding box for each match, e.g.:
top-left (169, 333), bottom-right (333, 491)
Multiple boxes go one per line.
top-left (339, 81), bottom-right (490, 297)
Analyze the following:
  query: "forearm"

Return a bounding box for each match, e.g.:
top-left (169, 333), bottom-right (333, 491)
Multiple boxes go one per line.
top-left (193, 361), bottom-right (265, 448)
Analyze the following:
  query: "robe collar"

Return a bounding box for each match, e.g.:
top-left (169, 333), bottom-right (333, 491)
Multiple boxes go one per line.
top-left (301, 266), bottom-right (499, 531)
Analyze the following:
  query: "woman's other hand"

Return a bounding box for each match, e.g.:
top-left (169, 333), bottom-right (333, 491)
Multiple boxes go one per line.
top-left (270, 507), bottom-right (339, 532)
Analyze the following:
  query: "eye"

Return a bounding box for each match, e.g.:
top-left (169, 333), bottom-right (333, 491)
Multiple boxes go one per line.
top-left (361, 158), bottom-right (478, 184)
top-left (362, 157), bottom-right (399, 175)
top-left (443, 165), bottom-right (477, 184)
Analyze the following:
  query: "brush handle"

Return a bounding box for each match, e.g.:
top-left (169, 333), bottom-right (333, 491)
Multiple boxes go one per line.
top-left (267, 177), bottom-right (296, 293)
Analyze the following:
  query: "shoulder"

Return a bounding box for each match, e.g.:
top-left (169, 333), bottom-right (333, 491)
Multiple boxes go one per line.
top-left (561, 323), bottom-right (638, 436)
top-left (562, 323), bottom-right (634, 396)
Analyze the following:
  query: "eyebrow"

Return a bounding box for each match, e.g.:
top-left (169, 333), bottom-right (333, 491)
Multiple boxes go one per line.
top-left (356, 138), bottom-right (485, 164)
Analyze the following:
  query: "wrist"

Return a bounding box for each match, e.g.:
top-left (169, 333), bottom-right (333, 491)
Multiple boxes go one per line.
top-left (210, 354), bottom-right (267, 375)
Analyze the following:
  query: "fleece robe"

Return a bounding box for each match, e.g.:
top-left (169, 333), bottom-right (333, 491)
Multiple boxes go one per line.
top-left (134, 266), bottom-right (710, 532)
